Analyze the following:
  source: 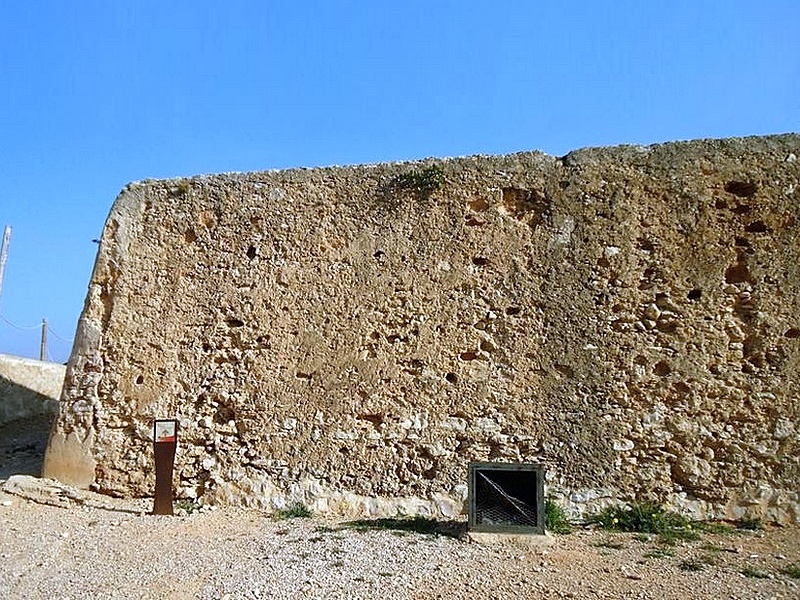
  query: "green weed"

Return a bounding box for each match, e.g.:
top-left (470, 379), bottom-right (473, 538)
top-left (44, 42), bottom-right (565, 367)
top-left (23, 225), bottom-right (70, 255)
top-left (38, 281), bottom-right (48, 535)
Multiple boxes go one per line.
top-left (779, 563), bottom-right (800, 579)
top-left (695, 521), bottom-right (736, 535)
top-left (593, 538), bottom-right (625, 550)
top-left (679, 558), bottom-right (707, 572)
top-left (644, 547), bottom-right (675, 559)
top-left (736, 518), bottom-right (763, 531)
top-left (274, 502), bottom-right (313, 519)
top-left (589, 502), bottom-right (697, 542)
top-left (390, 165), bottom-right (445, 199)
top-left (545, 500), bottom-right (573, 534)
top-left (175, 499), bottom-right (200, 515)
top-left (741, 565), bottom-right (770, 579)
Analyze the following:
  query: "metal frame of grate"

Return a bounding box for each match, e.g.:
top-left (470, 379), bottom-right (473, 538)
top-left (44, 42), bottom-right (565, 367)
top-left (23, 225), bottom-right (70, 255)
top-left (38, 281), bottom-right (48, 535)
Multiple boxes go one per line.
top-left (468, 462), bottom-right (545, 534)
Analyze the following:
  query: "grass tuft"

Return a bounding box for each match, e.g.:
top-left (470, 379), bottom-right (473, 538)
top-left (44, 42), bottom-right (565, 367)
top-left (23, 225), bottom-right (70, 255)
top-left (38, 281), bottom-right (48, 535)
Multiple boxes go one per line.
top-left (589, 502), bottom-right (697, 543)
top-left (735, 518), bottom-right (763, 531)
top-left (679, 558), bottom-right (707, 572)
top-left (545, 500), bottom-right (573, 534)
top-left (741, 565), bottom-right (770, 579)
top-left (274, 502), bottom-right (313, 519)
top-left (175, 499), bottom-right (200, 515)
top-left (592, 538), bottom-right (625, 550)
top-left (644, 547), bottom-right (675, 559)
top-left (779, 563), bottom-right (800, 579)
top-left (388, 165), bottom-right (445, 202)
top-left (695, 521), bottom-right (736, 535)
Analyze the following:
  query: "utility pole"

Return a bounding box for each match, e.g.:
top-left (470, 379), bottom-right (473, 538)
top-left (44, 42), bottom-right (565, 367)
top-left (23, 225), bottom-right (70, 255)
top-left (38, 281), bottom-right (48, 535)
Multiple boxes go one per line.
top-left (0, 225), bottom-right (10, 308)
top-left (40, 318), bottom-right (48, 361)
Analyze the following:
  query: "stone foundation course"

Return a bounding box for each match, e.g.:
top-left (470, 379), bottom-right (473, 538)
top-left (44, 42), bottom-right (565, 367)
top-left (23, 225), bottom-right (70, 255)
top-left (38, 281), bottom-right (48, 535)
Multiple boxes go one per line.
top-left (44, 134), bottom-right (800, 522)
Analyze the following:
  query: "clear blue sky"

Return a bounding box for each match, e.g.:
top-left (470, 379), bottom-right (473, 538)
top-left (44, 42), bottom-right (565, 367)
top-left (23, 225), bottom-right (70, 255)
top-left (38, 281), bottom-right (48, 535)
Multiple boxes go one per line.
top-left (0, 1), bottom-right (797, 363)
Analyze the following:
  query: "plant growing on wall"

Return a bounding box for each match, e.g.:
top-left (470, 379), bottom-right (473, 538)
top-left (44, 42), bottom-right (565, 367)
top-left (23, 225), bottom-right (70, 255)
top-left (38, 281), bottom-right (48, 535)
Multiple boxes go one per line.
top-left (389, 165), bottom-right (445, 201)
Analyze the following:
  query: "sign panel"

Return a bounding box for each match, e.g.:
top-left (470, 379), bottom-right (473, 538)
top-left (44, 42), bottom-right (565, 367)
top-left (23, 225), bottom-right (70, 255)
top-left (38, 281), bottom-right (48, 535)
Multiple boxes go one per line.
top-left (153, 418), bottom-right (179, 515)
top-left (155, 420), bottom-right (177, 443)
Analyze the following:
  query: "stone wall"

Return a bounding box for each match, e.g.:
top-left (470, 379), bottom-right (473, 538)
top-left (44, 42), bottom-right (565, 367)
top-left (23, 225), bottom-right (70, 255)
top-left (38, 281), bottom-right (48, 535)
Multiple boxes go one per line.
top-left (0, 354), bottom-right (64, 426)
top-left (44, 134), bottom-right (800, 522)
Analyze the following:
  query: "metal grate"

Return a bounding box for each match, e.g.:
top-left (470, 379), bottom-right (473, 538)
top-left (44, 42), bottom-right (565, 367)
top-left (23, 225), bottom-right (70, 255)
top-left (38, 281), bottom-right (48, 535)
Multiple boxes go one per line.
top-left (468, 462), bottom-right (545, 534)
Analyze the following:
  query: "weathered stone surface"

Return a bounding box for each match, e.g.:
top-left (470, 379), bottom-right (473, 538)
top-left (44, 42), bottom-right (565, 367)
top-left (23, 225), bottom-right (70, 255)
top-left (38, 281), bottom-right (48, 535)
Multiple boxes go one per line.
top-left (2, 474), bottom-right (86, 508)
top-left (0, 354), bottom-right (64, 426)
top-left (44, 134), bottom-right (799, 522)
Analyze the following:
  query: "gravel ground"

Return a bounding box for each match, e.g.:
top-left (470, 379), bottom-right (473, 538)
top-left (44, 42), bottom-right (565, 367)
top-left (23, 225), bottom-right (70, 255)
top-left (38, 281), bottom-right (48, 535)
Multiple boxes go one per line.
top-left (1, 479), bottom-right (798, 600)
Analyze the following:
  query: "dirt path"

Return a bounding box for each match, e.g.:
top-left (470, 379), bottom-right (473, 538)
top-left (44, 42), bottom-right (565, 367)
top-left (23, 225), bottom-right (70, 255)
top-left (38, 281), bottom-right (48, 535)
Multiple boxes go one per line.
top-left (1, 480), bottom-right (798, 600)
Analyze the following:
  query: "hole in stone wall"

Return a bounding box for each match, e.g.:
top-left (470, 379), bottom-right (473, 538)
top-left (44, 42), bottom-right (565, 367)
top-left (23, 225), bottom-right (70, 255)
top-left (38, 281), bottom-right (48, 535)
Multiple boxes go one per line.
top-left (246, 245), bottom-right (257, 259)
top-left (295, 372), bottom-right (313, 380)
top-left (725, 181), bottom-right (758, 197)
top-left (732, 204), bottom-right (752, 215)
top-left (725, 262), bottom-right (751, 284)
top-left (135, 375), bottom-right (144, 385)
top-left (468, 197), bottom-right (489, 211)
top-left (555, 364), bottom-right (574, 378)
top-left (479, 340), bottom-right (495, 352)
top-left (501, 187), bottom-right (549, 227)
top-left (714, 199), bottom-right (727, 209)
top-left (505, 307), bottom-right (521, 316)
top-left (225, 318), bottom-right (245, 328)
top-left (745, 221), bottom-right (768, 233)
top-left (464, 216), bottom-right (485, 226)
top-left (459, 351), bottom-right (478, 361)
top-left (735, 237), bottom-right (751, 247)
top-left (637, 238), bottom-right (656, 253)
top-left (357, 413), bottom-right (384, 427)
top-left (656, 321), bottom-right (679, 334)
top-left (184, 228), bottom-right (198, 243)
top-left (687, 289), bottom-right (702, 301)
top-left (445, 372), bottom-right (458, 384)
top-left (654, 361), bottom-right (672, 376)
top-left (785, 328), bottom-right (800, 339)
top-left (673, 381), bottom-right (691, 395)
top-left (472, 256), bottom-right (490, 266)
top-left (639, 267), bottom-right (659, 290)
top-left (214, 405), bottom-right (236, 424)
top-left (373, 250), bottom-right (385, 259)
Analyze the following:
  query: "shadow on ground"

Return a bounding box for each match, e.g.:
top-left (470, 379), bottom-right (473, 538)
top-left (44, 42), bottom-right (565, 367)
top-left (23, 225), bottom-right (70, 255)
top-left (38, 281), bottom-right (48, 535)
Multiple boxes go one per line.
top-left (341, 516), bottom-right (466, 538)
top-left (0, 413), bottom-right (52, 479)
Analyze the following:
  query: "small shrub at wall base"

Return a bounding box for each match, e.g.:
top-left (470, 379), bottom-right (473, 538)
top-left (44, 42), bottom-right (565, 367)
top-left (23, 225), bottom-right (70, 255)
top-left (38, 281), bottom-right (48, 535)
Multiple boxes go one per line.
top-left (588, 502), bottom-right (697, 541)
top-left (736, 517), bottom-right (763, 531)
top-left (274, 503), bottom-right (313, 519)
top-left (545, 500), bottom-right (573, 534)
top-left (175, 499), bottom-right (199, 515)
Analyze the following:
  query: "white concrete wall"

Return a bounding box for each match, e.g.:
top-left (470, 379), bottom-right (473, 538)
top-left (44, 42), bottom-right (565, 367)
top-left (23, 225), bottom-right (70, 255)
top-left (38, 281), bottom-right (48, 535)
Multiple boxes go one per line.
top-left (0, 354), bottom-right (65, 426)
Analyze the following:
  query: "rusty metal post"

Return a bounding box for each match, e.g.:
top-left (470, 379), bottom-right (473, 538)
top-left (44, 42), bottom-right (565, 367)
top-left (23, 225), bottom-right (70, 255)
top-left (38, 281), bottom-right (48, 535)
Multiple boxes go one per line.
top-left (153, 419), bottom-right (178, 515)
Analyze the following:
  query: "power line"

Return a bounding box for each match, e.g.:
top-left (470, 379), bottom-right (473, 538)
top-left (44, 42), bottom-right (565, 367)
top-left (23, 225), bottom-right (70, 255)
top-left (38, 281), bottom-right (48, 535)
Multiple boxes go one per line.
top-left (0, 312), bottom-right (42, 330)
top-left (46, 323), bottom-right (72, 344)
